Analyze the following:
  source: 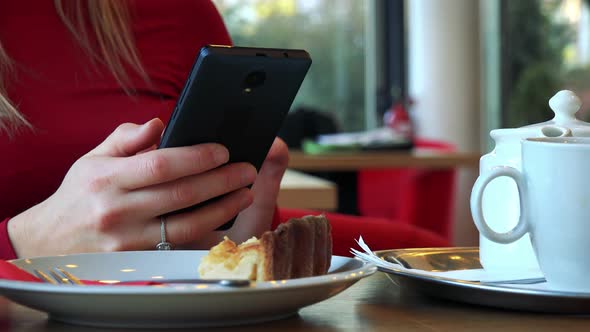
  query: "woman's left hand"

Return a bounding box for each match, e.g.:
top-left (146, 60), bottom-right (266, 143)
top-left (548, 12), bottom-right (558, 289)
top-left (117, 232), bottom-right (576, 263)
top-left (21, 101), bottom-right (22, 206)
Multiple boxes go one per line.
top-left (193, 137), bottom-right (289, 248)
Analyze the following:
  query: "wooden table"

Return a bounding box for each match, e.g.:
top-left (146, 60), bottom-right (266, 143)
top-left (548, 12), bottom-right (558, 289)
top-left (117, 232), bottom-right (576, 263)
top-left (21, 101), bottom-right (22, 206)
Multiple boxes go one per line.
top-left (288, 149), bottom-right (481, 171)
top-left (3, 272), bottom-right (588, 331)
top-left (287, 149), bottom-right (481, 215)
top-left (278, 169), bottom-right (338, 210)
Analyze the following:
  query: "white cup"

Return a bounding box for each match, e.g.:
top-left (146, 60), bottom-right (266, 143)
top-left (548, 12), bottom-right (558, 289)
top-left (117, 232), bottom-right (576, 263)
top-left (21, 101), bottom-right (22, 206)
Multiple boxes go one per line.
top-left (471, 137), bottom-right (590, 292)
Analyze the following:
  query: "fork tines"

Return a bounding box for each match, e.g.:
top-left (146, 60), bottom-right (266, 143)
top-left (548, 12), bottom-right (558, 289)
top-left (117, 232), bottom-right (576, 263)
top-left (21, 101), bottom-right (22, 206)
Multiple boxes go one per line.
top-left (34, 268), bottom-right (84, 285)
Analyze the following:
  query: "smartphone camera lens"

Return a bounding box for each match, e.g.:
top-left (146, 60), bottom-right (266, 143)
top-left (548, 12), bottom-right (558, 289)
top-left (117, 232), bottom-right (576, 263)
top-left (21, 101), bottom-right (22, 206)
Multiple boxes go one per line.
top-left (243, 70), bottom-right (266, 93)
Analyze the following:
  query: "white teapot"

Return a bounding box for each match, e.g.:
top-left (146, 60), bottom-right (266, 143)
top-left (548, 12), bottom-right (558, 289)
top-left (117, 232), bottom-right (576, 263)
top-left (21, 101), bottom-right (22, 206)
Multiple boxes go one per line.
top-left (474, 90), bottom-right (590, 270)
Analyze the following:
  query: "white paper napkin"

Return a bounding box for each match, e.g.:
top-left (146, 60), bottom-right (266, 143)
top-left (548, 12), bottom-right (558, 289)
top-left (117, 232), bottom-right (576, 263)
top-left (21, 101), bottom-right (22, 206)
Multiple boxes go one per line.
top-left (351, 237), bottom-right (544, 283)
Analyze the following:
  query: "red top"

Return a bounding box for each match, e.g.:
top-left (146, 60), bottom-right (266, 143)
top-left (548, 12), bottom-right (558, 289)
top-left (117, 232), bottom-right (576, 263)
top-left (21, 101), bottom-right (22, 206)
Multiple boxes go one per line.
top-left (0, 0), bottom-right (233, 259)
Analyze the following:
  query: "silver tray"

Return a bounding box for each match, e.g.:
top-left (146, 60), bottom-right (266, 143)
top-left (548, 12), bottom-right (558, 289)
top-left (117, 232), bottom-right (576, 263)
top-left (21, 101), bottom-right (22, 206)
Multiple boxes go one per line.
top-left (376, 247), bottom-right (590, 314)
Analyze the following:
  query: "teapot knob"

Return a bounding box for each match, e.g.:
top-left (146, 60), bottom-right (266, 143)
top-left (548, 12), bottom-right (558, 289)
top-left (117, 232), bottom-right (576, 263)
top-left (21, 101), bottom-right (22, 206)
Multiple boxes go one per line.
top-left (549, 90), bottom-right (582, 123)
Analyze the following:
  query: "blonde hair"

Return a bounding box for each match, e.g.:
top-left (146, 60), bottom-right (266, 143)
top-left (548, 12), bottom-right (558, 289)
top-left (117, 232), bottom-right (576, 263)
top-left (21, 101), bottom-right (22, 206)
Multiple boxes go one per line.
top-left (0, 0), bottom-right (147, 135)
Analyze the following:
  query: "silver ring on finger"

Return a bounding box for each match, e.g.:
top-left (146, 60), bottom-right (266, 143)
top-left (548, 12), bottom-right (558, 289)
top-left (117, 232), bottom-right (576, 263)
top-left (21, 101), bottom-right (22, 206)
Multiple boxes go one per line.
top-left (156, 216), bottom-right (173, 250)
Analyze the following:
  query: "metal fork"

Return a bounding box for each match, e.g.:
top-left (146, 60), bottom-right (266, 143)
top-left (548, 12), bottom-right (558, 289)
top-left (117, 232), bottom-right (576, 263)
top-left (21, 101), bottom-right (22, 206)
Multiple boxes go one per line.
top-left (33, 267), bottom-right (84, 285)
top-left (33, 268), bottom-right (252, 287)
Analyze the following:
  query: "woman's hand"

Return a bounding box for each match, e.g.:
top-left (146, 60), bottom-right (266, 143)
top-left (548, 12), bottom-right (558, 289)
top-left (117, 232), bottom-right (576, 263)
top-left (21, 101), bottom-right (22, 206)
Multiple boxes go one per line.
top-left (233, 137), bottom-right (289, 238)
top-left (192, 137), bottom-right (290, 248)
top-left (8, 118), bottom-right (257, 258)
top-left (156, 136), bottom-right (290, 250)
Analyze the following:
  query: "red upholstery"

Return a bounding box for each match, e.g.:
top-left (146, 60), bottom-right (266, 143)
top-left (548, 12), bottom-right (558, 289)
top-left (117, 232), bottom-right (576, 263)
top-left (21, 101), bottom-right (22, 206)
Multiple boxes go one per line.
top-left (271, 138), bottom-right (455, 257)
top-left (273, 208), bottom-right (450, 257)
top-left (357, 139), bottom-right (457, 241)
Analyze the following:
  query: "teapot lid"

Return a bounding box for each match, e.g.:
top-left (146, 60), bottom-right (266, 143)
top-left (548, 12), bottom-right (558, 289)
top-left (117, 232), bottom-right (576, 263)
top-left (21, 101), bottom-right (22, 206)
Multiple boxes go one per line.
top-left (491, 90), bottom-right (590, 141)
top-left (526, 90), bottom-right (587, 128)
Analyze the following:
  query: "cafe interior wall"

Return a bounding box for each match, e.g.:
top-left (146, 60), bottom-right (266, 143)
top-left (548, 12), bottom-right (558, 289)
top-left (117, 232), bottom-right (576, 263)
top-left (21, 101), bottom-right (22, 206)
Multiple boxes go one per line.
top-left (406, 0), bottom-right (482, 246)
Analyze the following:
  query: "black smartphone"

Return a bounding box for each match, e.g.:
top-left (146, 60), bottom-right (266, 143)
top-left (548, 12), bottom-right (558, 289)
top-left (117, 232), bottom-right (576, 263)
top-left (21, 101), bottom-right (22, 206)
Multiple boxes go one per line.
top-left (159, 45), bottom-right (312, 230)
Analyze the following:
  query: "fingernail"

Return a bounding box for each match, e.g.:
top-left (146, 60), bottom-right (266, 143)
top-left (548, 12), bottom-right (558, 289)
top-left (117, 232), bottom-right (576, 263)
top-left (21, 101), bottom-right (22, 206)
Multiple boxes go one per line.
top-left (213, 145), bottom-right (229, 164)
top-left (142, 118), bottom-right (157, 128)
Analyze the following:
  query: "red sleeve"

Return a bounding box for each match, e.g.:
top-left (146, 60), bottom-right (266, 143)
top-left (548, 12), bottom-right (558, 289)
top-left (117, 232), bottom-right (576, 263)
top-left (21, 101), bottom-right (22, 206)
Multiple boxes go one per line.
top-left (0, 218), bottom-right (18, 260)
top-left (135, 0), bottom-right (233, 101)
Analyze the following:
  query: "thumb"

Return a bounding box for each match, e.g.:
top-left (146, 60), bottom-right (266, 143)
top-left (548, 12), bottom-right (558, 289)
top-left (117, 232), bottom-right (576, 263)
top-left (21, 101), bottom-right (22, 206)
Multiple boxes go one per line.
top-left (88, 118), bottom-right (165, 157)
top-left (250, 137), bottom-right (289, 208)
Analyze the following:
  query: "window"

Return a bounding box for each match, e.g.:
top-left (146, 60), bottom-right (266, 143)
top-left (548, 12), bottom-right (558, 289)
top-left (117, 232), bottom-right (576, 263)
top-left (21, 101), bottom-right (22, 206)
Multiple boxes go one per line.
top-left (213, 0), bottom-right (368, 132)
top-left (498, 0), bottom-right (590, 128)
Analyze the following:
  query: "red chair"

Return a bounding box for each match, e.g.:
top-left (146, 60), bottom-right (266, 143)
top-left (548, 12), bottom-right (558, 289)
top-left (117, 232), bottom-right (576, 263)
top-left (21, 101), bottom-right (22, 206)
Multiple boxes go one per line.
top-left (356, 138), bottom-right (457, 241)
top-left (273, 208), bottom-right (450, 257)
top-left (271, 138), bottom-right (455, 257)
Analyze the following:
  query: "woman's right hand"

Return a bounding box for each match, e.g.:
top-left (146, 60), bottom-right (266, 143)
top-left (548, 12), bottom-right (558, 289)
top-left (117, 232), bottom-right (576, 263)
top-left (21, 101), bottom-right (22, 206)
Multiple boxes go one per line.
top-left (8, 118), bottom-right (257, 258)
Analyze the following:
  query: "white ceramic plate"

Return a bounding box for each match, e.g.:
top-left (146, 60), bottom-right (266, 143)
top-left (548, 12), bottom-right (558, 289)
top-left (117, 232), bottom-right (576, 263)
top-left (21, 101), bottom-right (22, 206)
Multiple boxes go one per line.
top-left (2, 251), bottom-right (375, 328)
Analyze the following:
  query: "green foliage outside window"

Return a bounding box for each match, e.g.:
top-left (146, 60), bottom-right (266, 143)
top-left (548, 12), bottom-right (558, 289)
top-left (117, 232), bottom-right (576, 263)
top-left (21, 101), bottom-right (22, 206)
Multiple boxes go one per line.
top-left (504, 0), bottom-right (573, 127)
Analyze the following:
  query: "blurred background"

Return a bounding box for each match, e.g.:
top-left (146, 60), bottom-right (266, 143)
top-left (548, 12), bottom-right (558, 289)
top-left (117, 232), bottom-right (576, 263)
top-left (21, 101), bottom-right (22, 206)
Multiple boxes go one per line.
top-left (213, 0), bottom-right (588, 246)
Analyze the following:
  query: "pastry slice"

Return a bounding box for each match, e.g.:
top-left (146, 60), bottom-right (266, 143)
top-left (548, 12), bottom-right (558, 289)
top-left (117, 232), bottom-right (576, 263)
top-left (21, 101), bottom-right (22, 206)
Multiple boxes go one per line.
top-left (198, 214), bottom-right (332, 281)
